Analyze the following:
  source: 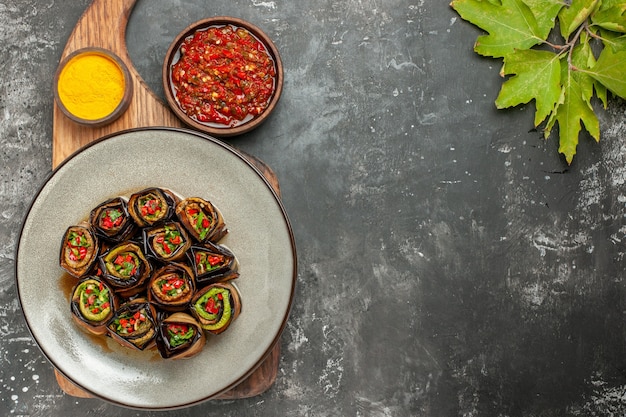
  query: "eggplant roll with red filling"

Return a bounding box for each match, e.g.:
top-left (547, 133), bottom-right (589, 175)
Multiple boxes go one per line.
top-left (70, 276), bottom-right (117, 335)
top-left (175, 197), bottom-right (227, 243)
top-left (60, 223), bottom-right (99, 278)
top-left (189, 242), bottom-right (239, 286)
top-left (127, 187), bottom-right (178, 227)
top-left (143, 221), bottom-right (191, 262)
top-left (156, 312), bottom-right (206, 359)
top-left (190, 282), bottom-right (241, 334)
top-left (107, 298), bottom-right (158, 351)
top-left (99, 242), bottom-right (152, 298)
top-left (89, 197), bottom-right (136, 242)
top-left (147, 263), bottom-right (195, 312)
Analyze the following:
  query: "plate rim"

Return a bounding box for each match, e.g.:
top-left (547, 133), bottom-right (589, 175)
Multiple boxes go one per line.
top-left (14, 127), bottom-right (298, 409)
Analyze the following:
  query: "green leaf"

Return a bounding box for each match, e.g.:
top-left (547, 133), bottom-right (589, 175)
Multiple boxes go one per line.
top-left (586, 45), bottom-right (626, 99)
top-left (450, 0), bottom-right (544, 57)
top-left (495, 49), bottom-right (561, 126)
top-left (558, 0), bottom-right (600, 39)
top-left (572, 33), bottom-right (597, 102)
top-left (591, 0), bottom-right (626, 33)
top-left (547, 60), bottom-right (600, 164)
top-left (578, 31), bottom-right (608, 108)
top-left (595, 80), bottom-right (608, 108)
top-left (522, 0), bottom-right (564, 38)
top-left (451, 0), bottom-right (626, 164)
top-left (600, 31), bottom-right (626, 52)
top-left (600, 30), bottom-right (626, 52)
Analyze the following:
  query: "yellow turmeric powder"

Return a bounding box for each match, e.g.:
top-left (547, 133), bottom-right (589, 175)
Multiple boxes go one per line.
top-left (57, 51), bottom-right (125, 120)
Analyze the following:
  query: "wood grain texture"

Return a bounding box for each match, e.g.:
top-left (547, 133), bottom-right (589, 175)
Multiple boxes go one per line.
top-left (52, 0), bottom-right (281, 401)
top-left (51, 0), bottom-right (182, 167)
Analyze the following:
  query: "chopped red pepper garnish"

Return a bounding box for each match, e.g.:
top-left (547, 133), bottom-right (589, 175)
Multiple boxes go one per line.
top-left (169, 324), bottom-right (189, 334)
top-left (100, 209), bottom-right (123, 230)
top-left (66, 230), bottom-right (90, 262)
top-left (140, 198), bottom-right (161, 218)
top-left (208, 255), bottom-right (222, 266)
top-left (163, 243), bottom-right (172, 254)
top-left (204, 297), bottom-right (220, 314)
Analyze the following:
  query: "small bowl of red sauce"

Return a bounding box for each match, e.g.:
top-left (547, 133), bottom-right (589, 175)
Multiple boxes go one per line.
top-left (163, 17), bottom-right (283, 137)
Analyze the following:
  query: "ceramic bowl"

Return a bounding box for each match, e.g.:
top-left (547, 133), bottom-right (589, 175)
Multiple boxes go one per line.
top-left (54, 47), bottom-right (133, 127)
top-left (162, 17), bottom-right (283, 137)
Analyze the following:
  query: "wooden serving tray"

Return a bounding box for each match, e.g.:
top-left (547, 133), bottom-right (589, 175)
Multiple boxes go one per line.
top-left (52, 0), bottom-right (280, 400)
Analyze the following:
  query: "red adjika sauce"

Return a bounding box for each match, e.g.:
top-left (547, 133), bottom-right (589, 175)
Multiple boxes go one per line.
top-left (171, 25), bottom-right (276, 127)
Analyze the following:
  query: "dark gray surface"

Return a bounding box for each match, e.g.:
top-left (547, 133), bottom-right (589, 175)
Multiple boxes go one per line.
top-left (3, 0), bottom-right (626, 416)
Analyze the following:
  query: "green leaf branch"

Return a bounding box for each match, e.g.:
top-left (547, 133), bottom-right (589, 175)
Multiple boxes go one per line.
top-left (450, 0), bottom-right (626, 164)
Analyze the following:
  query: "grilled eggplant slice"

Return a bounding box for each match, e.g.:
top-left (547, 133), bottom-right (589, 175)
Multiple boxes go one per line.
top-left (175, 197), bottom-right (227, 243)
top-left (60, 223), bottom-right (99, 278)
top-left (190, 282), bottom-right (241, 334)
top-left (89, 197), bottom-right (136, 242)
top-left (143, 221), bottom-right (191, 262)
top-left (156, 312), bottom-right (206, 359)
top-left (70, 276), bottom-right (117, 335)
top-left (148, 263), bottom-right (195, 312)
top-left (128, 187), bottom-right (178, 227)
top-left (99, 241), bottom-right (152, 298)
top-left (189, 242), bottom-right (239, 287)
top-left (107, 298), bottom-right (157, 351)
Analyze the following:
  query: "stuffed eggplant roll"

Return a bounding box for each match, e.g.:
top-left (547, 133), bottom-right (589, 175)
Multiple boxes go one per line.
top-left (175, 197), bottom-right (227, 243)
top-left (128, 187), bottom-right (178, 227)
top-left (107, 298), bottom-right (157, 351)
top-left (190, 282), bottom-right (241, 334)
top-left (70, 276), bottom-right (116, 335)
top-left (148, 263), bottom-right (195, 312)
top-left (89, 197), bottom-right (136, 242)
top-left (156, 312), bottom-right (206, 359)
top-left (60, 223), bottom-right (99, 278)
top-left (99, 242), bottom-right (152, 298)
top-left (143, 222), bottom-right (191, 262)
top-left (189, 242), bottom-right (239, 286)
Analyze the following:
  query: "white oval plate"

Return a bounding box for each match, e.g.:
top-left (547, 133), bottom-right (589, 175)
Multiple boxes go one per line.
top-left (16, 128), bottom-right (296, 409)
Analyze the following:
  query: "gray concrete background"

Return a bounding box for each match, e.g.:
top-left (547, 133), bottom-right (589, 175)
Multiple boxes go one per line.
top-left (3, 0), bottom-right (626, 416)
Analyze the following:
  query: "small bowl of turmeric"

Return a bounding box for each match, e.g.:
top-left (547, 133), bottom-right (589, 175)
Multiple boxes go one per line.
top-left (54, 48), bottom-right (133, 127)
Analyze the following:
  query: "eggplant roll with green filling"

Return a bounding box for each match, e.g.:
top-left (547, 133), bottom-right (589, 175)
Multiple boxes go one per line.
top-left (190, 282), bottom-right (241, 334)
top-left (156, 312), bottom-right (206, 359)
top-left (99, 242), bottom-right (152, 298)
top-left (70, 276), bottom-right (117, 335)
top-left (89, 197), bottom-right (136, 242)
top-left (175, 197), bottom-right (227, 243)
top-left (60, 223), bottom-right (99, 278)
top-left (143, 221), bottom-right (191, 262)
top-left (147, 263), bottom-right (195, 312)
top-left (128, 187), bottom-right (178, 227)
top-left (189, 242), bottom-right (239, 286)
top-left (107, 298), bottom-right (157, 351)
